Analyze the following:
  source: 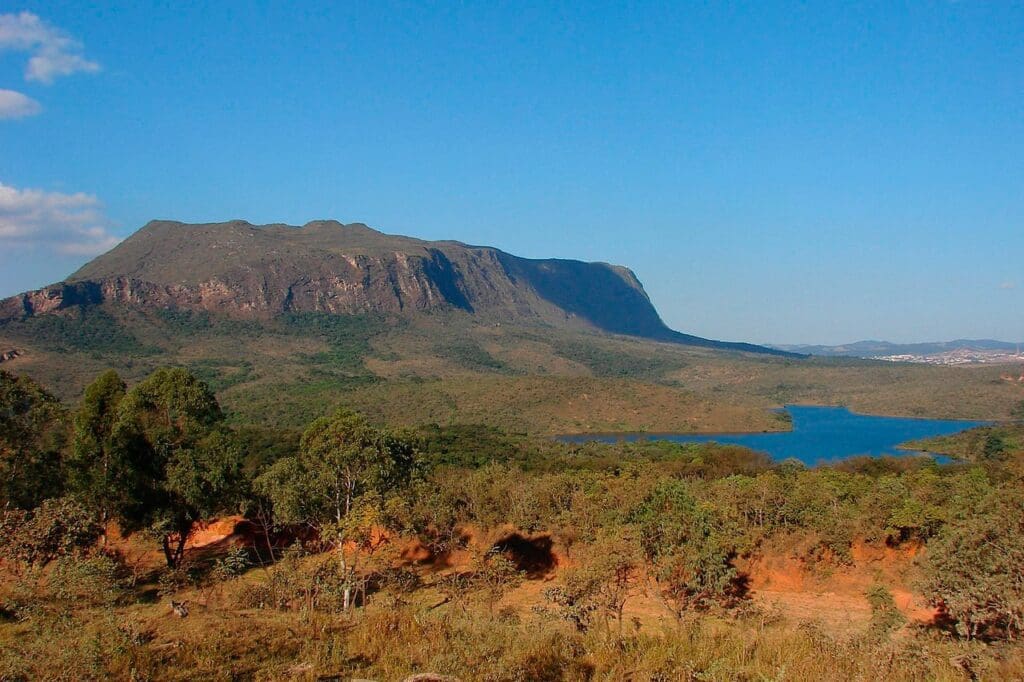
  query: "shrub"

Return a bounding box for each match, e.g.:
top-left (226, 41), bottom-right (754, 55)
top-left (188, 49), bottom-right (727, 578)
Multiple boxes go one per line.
top-left (374, 566), bottom-right (423, 595)
top-left (231, 547), bottom-right (365, 613)
top-left (865, 584), bottom-right (906, 641)
top-left (0, 497), bottom-right (103, 567)
top-left (634, 481), bottom-right (744, 615)
top-left (921, 487), bottom-right (1024, 640)
top-left (475, 548), bottom-right (524, 613)
top-left (157, 562), bottom-right (203, 598)
top-left (211, 546), bottom-right (252, 582)
top-left (543, 571), bottom-right (602, 632)
top-left (50, 554), bottom-right (128, 607)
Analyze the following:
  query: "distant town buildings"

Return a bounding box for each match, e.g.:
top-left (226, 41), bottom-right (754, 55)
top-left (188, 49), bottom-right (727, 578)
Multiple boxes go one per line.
top-left (874, 347), bottom-right (1024, 366)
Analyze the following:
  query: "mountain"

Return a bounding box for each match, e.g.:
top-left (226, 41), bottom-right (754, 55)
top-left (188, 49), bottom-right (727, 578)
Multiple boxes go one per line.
top-left (0, 219), bottom-right (789, 356)
top-left (773, 339), bottom-right (1023, 358)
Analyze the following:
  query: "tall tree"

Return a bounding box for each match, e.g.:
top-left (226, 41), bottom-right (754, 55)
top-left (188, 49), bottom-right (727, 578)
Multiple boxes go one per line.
top-left (0, 371), bottom-right (67, 509)
top-left (68, 370), bottom-right (126, 526)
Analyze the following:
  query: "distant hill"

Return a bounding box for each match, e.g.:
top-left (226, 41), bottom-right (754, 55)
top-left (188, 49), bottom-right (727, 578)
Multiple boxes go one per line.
top-left (773, 339), bottom-right (1023, 358)
top-left (0, 219), bottom-right (790, 356)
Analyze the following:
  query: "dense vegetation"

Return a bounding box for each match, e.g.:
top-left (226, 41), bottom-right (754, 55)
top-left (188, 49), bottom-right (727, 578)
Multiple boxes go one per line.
top-left (550, 338), bottom-right (686, 380)
top-left (2, 307), bottom-right (157, 356)
top-left (1, 367), bottom-right (1023, 680)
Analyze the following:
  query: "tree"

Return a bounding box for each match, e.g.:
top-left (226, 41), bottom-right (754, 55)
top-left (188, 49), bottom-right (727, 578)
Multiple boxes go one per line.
top-left (587, 530), bottom-right (640, 636)
top-left (68, 370), bottom-right (126, 527)
top-left (475, 547), bottom-right (524, 615)
top-left (921, 487), bottom-right (1024, 640)
top-left (106, 367), bottom-right (243, 568)
top-left (0, 371), bottom-right (67, 509)
top-left (255, 409), bottom-right (419, 611)
top-left (981, 433), bottom-right (1007, 462)
top-left (634, 480), bottom-right (744, 618)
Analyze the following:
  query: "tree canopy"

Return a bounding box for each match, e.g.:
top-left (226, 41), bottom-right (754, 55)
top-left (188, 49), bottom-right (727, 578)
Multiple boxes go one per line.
top-left (0, 370), bottom-right (67, 508)
top-left (103, 367), bottom-right (242, 566)
top-left (256, 409), bottom-right (418, 528)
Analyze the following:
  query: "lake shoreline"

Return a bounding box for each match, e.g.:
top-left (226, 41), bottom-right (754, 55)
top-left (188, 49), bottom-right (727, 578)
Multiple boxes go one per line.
top-left (557, 405), bottom-right (991, 465)
top-left (555, 402), bottom-right (997, 439)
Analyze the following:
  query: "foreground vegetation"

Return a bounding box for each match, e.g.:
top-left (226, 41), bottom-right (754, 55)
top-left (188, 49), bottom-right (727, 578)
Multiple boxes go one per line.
top-left (2, 367), bottom-right (1024, 680)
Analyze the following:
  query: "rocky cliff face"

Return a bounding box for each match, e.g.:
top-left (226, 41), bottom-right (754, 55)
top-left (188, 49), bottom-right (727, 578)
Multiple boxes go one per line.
top-left (0, 220), bottom-right (787, 355)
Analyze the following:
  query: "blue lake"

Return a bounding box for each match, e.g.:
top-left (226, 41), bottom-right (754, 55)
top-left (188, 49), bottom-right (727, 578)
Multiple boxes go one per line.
top-left (559, 405), bottom-right (990, 465)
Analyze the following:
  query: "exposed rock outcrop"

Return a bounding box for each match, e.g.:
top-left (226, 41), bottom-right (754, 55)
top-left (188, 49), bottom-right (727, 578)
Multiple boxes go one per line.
top-left (0, 219), bottom-right (791, 355)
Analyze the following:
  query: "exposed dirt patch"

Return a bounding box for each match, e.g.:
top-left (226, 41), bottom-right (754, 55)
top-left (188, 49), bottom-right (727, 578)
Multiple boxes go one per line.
top-left (740, 538), bottom-right (937, 634)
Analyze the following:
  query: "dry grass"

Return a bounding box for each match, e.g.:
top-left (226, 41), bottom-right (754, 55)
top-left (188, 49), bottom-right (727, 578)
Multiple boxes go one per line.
top-left (5, 582), bottom-right (1022, 681)
top-left (4, 526), bottom-right (1023, 682)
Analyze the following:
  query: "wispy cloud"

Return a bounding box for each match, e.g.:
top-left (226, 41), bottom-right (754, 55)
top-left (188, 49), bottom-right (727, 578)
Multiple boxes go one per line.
top-left (0, 11), bottom-right (100, 84)
top-left (999, 281), bottom-right (1016, 290)
top-left (0, 181), bottom-right (120, 256)
top-left (0, 88), bottom-right (41, 118)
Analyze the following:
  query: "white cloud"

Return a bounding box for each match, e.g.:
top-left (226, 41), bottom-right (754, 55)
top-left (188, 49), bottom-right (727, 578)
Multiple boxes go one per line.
top-left (0, 88), bottom-right (40, 118)
top-left (999, 281), bottom-right (1016, 291)
top-left (0, 181), bottom-right (120, 256)
top-left (0, 11), bottom-right (100, 84)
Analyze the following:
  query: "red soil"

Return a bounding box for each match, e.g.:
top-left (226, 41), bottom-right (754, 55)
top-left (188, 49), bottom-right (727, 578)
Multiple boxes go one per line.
top-left (740, 538), bottom-right (937, 630)
top-left (127, 515), bottom-right (937, 634)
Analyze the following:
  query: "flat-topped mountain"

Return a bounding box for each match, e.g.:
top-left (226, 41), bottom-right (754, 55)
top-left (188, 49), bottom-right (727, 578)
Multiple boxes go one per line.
top-left (1, 219), bottom-right (787, 355)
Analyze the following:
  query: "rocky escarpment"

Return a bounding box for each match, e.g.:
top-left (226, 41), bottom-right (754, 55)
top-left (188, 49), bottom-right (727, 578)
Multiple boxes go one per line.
top-left (0, 219), bottom-right (790, 355)
top-left (2, 254), bottom-right (476, 319)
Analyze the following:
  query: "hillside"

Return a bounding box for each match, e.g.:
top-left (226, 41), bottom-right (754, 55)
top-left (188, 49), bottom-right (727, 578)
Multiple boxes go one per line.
top-left (0, 219), bottom-right (784, 356)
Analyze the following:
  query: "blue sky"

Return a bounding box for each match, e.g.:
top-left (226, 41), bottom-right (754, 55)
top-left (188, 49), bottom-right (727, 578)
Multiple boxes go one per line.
top-left (1, 2), bottom-right (1021, 345)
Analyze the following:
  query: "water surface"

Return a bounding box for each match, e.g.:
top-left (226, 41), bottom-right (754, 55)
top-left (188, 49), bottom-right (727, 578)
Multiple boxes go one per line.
top-left (559, 406), bottom-right (988, 465)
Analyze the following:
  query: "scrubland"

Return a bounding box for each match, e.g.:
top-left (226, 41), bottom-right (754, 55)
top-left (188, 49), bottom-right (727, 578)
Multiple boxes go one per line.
top-left (2, 365), bottom-right (1023, 680)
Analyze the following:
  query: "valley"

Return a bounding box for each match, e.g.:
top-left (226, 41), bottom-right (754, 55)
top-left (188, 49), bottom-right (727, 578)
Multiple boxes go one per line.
top-left (1, 219), bottom-right (1022, 681)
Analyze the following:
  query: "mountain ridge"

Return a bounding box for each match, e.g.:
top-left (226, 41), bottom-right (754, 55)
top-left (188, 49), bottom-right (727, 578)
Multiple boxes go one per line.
top-left (2, 219), bottom-right (793, 356)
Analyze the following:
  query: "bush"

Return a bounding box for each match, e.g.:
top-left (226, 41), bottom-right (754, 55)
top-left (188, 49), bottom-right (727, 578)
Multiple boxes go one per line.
top-left (1, 553), bottom-right (129, 621)
top-left (157, 563), bottom-right (203, 598)
top-left (211, 546), bottom-right (252, 582)
top-left (0, 497), bottom-right (103, 567)
top-left (374, 566), bottom-right (423, 595)
top-left (634, 481), bottom-right (744, 615)
top-left (921, 488), bottom-right (1024, 640)
top-left (865, 584), bottom-right (906, 641)
top-left (232, 547), bottom-right (362, 613)
top-left (50, 554), bottom-right (128, 607)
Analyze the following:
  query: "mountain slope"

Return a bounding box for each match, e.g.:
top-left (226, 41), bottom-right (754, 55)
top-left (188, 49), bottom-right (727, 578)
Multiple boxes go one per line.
top-left (1, 219), bottom-right (789, 355)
